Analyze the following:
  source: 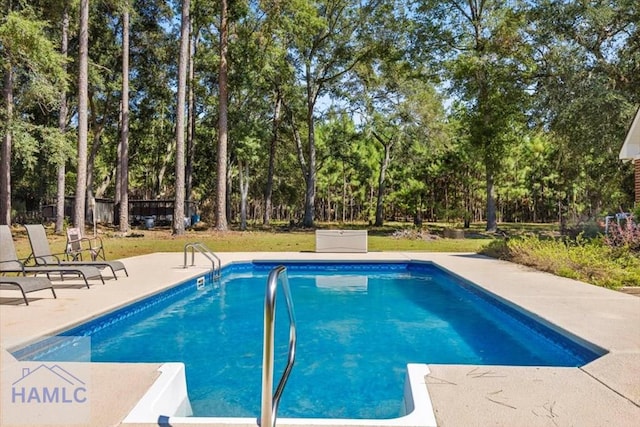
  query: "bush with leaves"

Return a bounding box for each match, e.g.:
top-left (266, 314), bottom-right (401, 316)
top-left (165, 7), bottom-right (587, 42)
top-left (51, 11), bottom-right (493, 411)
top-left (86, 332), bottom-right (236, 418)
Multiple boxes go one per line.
top-left (604, 218), bottom-right (640, 254)
top-left (481, 234), bottom-right (640, 288)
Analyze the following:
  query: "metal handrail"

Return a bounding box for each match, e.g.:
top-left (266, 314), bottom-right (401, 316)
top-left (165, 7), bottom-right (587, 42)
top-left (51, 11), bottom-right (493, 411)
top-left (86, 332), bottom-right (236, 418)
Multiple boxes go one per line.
top-left (261, 265), bottom-right (297, 427)
top-left (183, 242), bottom-right (221, 280)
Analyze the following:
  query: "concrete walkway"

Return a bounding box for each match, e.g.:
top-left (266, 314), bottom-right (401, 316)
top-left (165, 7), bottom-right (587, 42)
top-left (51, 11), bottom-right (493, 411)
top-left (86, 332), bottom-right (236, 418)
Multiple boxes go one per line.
top-left (1, 252), bottom-right (639, 426)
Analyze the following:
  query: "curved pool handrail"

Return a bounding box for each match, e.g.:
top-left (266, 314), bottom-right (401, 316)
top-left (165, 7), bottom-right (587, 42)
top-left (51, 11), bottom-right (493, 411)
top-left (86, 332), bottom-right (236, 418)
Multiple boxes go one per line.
top-left (183, 242), bottom-right (220, 280)
top-left (261, 265), bottom-right (297, 427)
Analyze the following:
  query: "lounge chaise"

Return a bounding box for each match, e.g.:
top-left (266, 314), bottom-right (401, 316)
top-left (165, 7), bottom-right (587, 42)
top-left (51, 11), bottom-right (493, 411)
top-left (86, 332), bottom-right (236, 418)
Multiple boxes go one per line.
top-left (0, 225), bottom-right (104, 288)
top-left (24, 224), bottom-right (128, 280)
top-left (0, 277), bottom-right (57, 305)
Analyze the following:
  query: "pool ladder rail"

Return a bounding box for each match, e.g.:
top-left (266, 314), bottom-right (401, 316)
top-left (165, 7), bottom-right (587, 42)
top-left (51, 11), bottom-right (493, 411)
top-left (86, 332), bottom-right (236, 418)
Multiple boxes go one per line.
top-left (261, 265), bottom-right (297, 427)
top-left (183, 242), bottom-right (221, 281)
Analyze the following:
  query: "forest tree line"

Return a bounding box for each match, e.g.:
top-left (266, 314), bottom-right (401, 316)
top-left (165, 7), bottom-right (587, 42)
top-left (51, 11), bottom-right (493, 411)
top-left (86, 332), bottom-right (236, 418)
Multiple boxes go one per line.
top-left (1, 0), bottom-right (639, 234)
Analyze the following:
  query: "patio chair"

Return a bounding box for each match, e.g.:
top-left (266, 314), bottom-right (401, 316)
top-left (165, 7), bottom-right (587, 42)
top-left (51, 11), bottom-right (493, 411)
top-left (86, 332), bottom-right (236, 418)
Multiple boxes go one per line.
top-left (0, 276), bottom-right (57, 305)
top-left (0, 225), bottom-right (104, 288)
top-left (24, 224), bottom-right (128, 280)
top-left (65, 227), bottom-right (105, 261)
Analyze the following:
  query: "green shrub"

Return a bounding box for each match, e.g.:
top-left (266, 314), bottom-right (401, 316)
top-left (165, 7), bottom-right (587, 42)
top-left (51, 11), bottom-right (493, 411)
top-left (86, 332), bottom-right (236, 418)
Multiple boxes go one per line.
top-left (480, 239), bottom-right (509, 259)
top-left (481, 234), bottom-right (640, 289)
top-left (605, 218), bottom-right (640, 254)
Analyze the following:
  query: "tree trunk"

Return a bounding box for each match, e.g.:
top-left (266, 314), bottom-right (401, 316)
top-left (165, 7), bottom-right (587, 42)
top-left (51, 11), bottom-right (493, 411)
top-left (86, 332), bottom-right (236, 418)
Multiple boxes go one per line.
top-left (372, 132), bottom-right (392, 227)
top-left (186, 17), bottom-right (198, 207)
top-left (342, 161), bottom-right (347, 222)
top-left (86, 110), bottom-right (102, 225)
top-left (173, 0), bottom-right (190, 235)
top-left (55, 4), bottom-right (69, 233)
top-left (302, 68), bottom-right (316, 228)
top-left (115, 103), bottom-right (121, 209)
top-left (302, 74), bottom-right (316, 227)
top-left (119, 5), bottom-right (130, 233)
top-left (463, 168), bottom-right (471, 228)
top-left (1, 66), bottom-right (13, 225)
top-left (239, 160), bottom-right (249, 231)
top-left (485, 167), bottom-right (497, 232)
top-left (74, 0), bottom-right (90, 232)
top-left (289, 104), bottom-right (307, 227)
top-left (156, 139), bottom-right (174, 197)
top-left (226, 161), bottom-right (232, 223)
top-left (215, 0), bottom-right (229, 231)
top-left (95, 170), bottom-right (113, 198)
top-left (263, 88), bottom-right (281, 225)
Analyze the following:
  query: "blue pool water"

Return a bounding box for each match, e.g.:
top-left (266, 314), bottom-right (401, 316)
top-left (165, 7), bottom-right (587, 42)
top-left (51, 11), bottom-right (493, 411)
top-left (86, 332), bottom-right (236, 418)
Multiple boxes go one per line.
top-left (13, 261), bottom-right (601, 419)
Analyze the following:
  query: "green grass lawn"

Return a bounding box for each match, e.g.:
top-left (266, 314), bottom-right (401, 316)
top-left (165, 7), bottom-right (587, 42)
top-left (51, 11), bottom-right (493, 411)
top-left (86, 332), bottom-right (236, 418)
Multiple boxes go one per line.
top-left (10, 222), bottom-right (496, 259)
top-left (9, 221), bottom-right (637, 289)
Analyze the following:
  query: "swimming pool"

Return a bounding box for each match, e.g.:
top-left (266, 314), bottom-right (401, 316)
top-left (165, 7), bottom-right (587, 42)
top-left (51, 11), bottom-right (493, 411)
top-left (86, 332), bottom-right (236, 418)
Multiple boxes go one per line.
top-left (12, 261), bottom-right (601, 421)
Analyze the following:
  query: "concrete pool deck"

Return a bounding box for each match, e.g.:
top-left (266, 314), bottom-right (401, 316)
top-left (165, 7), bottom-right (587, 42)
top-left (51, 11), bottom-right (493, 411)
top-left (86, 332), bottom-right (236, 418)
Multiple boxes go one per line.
top-left (1, 252), bottom-right (639, 426)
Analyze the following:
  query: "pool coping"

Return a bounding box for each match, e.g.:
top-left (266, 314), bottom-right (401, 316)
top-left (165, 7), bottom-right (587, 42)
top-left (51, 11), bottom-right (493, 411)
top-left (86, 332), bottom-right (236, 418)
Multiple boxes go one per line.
top-left (1, 251), bottom-right (639, 426)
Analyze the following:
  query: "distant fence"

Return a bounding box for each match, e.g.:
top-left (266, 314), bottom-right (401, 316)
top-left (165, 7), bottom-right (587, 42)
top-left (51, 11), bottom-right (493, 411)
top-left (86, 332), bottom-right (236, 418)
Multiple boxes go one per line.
top-left (41, 197), bottom-right (113, 224)
top-left (41, 198), bottom-right (197, 226)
